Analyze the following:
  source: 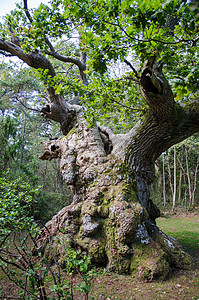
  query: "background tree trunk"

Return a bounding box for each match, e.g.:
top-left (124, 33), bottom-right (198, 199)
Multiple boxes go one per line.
top-left (172, 146), bottom-right (177, 211)
top-left (185, 146), bottom-right (192, 209)
top-left (178, 167), bottom-right (183, 204)
top-left (192, 157), bottom-right (199, 206)
top-left (167, 155), bottom-right (174, 198)
top-left (162, 152), bottom-right (166, 206)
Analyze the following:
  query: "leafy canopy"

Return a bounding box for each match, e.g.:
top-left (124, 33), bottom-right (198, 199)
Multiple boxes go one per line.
top-left (0, 0), bottom-right (198, 128)
top-left (63, 0), bottom-right (198, 93)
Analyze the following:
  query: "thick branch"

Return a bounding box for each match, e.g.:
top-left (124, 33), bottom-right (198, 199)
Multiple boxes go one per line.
top-left (124, 59), bottom-right (199, 184)
top-left (159, 101), bottom-right (199, 152)
top-left (0, 38), bottom-right (77, 134)
top-left (44, 50), bottom-right (86, 71)
top-left (126, 101), bottom-right (199, 185)
top-left (139, 58), bottom-right (199, 156)
top-left (0, 38), bottom-right (55, 77)
top-left (140, 57), bottom-right (174, 119)
top-left (23, 0), bottom-right (33, 23)
top-left (44, 50), bottom-right (88, 85)
top-left (0, 38), bottom-right (56, 104)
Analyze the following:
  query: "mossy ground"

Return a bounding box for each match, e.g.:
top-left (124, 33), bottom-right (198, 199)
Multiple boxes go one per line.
top-left (1, 208), bottom-right (199, 299)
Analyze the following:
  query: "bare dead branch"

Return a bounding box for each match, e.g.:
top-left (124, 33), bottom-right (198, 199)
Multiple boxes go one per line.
top-left (29, 231), bottom-right (59, 287)
top-left (0, 233), bottom-right (11, 248)
top-left (41, 224), bottom-right (62, 284)
top-left (0, 251), bottom-right (26, 271)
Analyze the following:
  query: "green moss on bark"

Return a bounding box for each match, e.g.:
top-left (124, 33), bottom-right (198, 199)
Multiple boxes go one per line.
top-left (65, 126), bottom-right (76, 139)
top-left (130, 242), bottom-right (171, 281)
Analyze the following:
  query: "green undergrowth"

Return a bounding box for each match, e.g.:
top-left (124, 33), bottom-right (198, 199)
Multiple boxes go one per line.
top-left (156, 216), bottom-right (199, 256)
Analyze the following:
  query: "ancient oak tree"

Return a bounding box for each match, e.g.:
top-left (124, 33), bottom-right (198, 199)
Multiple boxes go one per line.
top-left (0, 0), bottom-right (198, 280)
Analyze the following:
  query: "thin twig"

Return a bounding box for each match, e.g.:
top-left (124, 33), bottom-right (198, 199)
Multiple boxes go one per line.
top-left (12, 233), bottom-right (29, 268)
top-left (29, 231), bottom-right (59, 287)
top-left (113, 76), bottom-right (139, 84)
top-left (0, 233), bottom-right (11, 248)
top-left (15, 96), bottom-right (40, 112)
top-left (42, 224), bottom-right (62, 284)
top-left (123, 59), bottom-right (140, 79)
top-left (115, 18), bottom-right (199, 45)
top-left (0, 263), bottom-right (33, 298)
top-left (32, 227), bottom-right (62, 300)
top-left (0, 252), bottom-right (26, 271)
top-left (111, 98), bottom-right (145, 112)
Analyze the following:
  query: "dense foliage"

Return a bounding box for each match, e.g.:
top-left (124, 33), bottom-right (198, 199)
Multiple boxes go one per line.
top-left (0, 0), bottom-right (198, 128)
top-left (0, 175), bottom-right (39, 239)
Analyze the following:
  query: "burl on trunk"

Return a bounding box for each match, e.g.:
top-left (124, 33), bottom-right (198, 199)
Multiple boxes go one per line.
top-left (39, 60), bottom-right (197, 281)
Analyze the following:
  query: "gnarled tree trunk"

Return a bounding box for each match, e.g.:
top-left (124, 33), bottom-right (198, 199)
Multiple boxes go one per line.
top-left (1, 1), bottom-right (198, 283)
top-left (39, 60), bottom-right (199, 281)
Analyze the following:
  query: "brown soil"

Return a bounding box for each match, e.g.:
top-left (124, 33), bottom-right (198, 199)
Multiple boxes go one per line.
top-left (1, 265), bottom-right (199, 300)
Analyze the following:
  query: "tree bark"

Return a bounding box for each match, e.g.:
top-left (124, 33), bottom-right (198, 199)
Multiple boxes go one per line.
top-left (0, 38), bottom-right (79, 135)
top-left (39, 111), bottom-right (193, 280)
top-left (38, 59), bottom-right (199, 280)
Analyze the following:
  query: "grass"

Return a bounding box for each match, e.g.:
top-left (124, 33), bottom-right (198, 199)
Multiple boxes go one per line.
top-left (156, 215), bottom-right (199, 256)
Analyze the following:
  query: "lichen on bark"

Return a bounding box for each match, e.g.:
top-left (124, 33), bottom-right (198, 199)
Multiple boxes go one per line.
top-left (38, 60), bottom-right (197, 281)
top-left (39, 113), bottom-right (192, 281)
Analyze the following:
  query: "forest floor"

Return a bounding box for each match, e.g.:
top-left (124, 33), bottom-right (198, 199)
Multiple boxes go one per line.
top-left (0, 207), bottom-right (199, 300)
